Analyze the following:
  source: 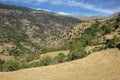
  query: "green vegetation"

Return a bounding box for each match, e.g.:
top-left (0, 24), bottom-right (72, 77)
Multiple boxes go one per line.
top-left (0, 3), bottom-right (81, 60)
top-left (101, 25), bottom-right (112, 35)
top-left (0, 3), bottom-right (120, 72)
top-left (39, 56), bottom-right (52, 66)
top-left (0, 35), bottom-right (119, 72)
top-left (0, 56), bottom-right (52, 71)
top-left (67, 39), bottom-right (87, 60)
top-left (66, 21), bottom-right (102, 61)
top-left (25, 53), bottom-right (40, 62)
top-left (1, 60), bottom-right (21, 71)
top-left (106, 36), bottom-right (120, 48)
top-left (83, 21), bottom-right (102, 36)
top-left (91, 45), bottom-right (106, 52)
top-left (53, 52), bottom-right (66, 63)
top-left (67, 15), bottom-right (120, 61)
top-left (24, 56), bottom-right (52, 68)
top-left (0, 3), bottom-right (31, 11)
top-left (0, 59), bottom-right (5, 65)
top-left (41, 45), bottom-right (69, 54)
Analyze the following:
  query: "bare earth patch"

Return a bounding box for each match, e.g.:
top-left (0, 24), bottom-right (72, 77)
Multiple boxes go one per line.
top-left (0, 48), bottom-right (120, 80)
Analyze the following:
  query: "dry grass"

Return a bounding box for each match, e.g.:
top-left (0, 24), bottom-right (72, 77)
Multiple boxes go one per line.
top-left (0, 54), bottom-right (15, 61)
top-left (104, 31), bottom-right (119, 39)
top-left (0, 48), bottom-right (120, 80)
top-left (40, 50), bottom-right (69, 58)
top-left (29, 50), bottom-right (69, 63)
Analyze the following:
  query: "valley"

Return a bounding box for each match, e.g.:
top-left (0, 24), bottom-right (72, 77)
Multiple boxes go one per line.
top-left (0, 3), bottom-right (120, 80)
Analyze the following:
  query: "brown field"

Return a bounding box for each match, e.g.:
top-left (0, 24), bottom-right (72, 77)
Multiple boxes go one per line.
top-left (0, 48), bottom-right (120, 80)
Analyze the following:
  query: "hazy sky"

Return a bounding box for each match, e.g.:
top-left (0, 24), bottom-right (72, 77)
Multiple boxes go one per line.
top-left (0, 0), bottom-right (120, 16)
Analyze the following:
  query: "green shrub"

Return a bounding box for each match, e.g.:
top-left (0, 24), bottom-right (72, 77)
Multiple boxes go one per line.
top-left (106, 36), bottom-right (120, 48)
top-left (41, 45), bottom-right (69, 54)
top-left (9, 48), bottom-right (22, 57)
top-left (0, 59), bottom-right (5, 65)
top-left (0, 59), bottom-right (5, 71)
top-left (53, 52), bottom-right (66, 63)
top-left (117, 43), bottom-right (120, 50)
top-left (68, 45), bottom-right (87, 60)
top-left (25, 62), bottom-right (40, 68)
top-left (92, 45), bottom-right (106, 52)
top-left (39, 56), bottom-right (52, 66)
top-left (2, 60), bottom-right (21, 71)
top-left (101, 25), bottom-right (112, 35)
top-left (20, 63), bottom-right (31, 69)
top-left (83, 22), bottom-right (102, 37)
top-left (25, 54), bottom-right (40, 62)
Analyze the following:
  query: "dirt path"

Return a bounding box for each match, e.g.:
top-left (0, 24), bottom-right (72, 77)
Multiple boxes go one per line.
top-left (0, 48), bottom-right (120, 80)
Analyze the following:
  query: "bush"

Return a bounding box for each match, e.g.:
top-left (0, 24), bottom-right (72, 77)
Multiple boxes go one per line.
top-left (20, 63), bottom-right (31, 69)
top-left (68, 44), bottom-right (87, 60)
top-left (9, 48), bottom-right (22, 57)
top-left (92, 45), bottom-right (106, 52)
top-left (2, 60), bottom-right (21, 71)
top-left (0, 59), bottom-right (5, 65)
top-left (117, 43), bottom-right (120, 50)
top-left (41, 46), bottom-right (69, 54)
top-left (83, 22), bottom-right (102, 37)
top-left (25, 53), bottom-right (40, 62)
top-left (101, 25), bottom-right (112, 35)
top-left (0, 59), bottom-right (5, 71)
top-left (106, 36), bottom-right (120, 48)
top-left (39, 56), bottom-right (52, 66)
top-left (53, 52), bottom-right (66, 63)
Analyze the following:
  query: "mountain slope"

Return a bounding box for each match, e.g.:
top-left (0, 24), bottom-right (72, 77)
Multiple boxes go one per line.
top-left (73, 15), bottom-right (105, 20)
top-left (0, 48), bottom-right (120, 80)
top-left (110, 12), bottom-right (120, 17)
top-left (0, 3), bottom-right (82, 60)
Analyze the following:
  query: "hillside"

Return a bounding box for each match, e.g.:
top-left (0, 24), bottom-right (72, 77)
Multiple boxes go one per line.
top-left (0, 1), bottom-right (120, 80)
top-left (110, 12), bottom-right (120, 17)
top-left (73, 15), bottom-right (105, 21)
top-left (0, 48), bottom-right (120, 80)
top-left (0, 3), bottom-right (82, 61)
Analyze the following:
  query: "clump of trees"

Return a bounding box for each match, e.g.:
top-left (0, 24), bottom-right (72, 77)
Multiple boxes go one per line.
top-left (0, 56), bottom-right (52, 72)
top-left (67, 39), bottom-right (87, 61)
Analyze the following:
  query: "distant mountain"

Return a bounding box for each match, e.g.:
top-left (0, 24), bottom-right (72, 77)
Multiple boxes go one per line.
top-left (73, 15), bottom-right (105, 21)
top-left (0, 3), bottom-right (32, 11)
top-left (109, 12), bottom-right (120, 17)
top-left (89, 15), bottom-right (105, 20)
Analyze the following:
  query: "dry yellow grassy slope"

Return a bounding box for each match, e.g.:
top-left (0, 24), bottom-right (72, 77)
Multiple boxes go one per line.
top-left (0, 54), bottom-right (15, 61)
top-left (40, 50), bottom-right (69, 58)
top-left (0, 48), bottom-right (120, 80)
top-left (29, 50), bottom-right (69, 63)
